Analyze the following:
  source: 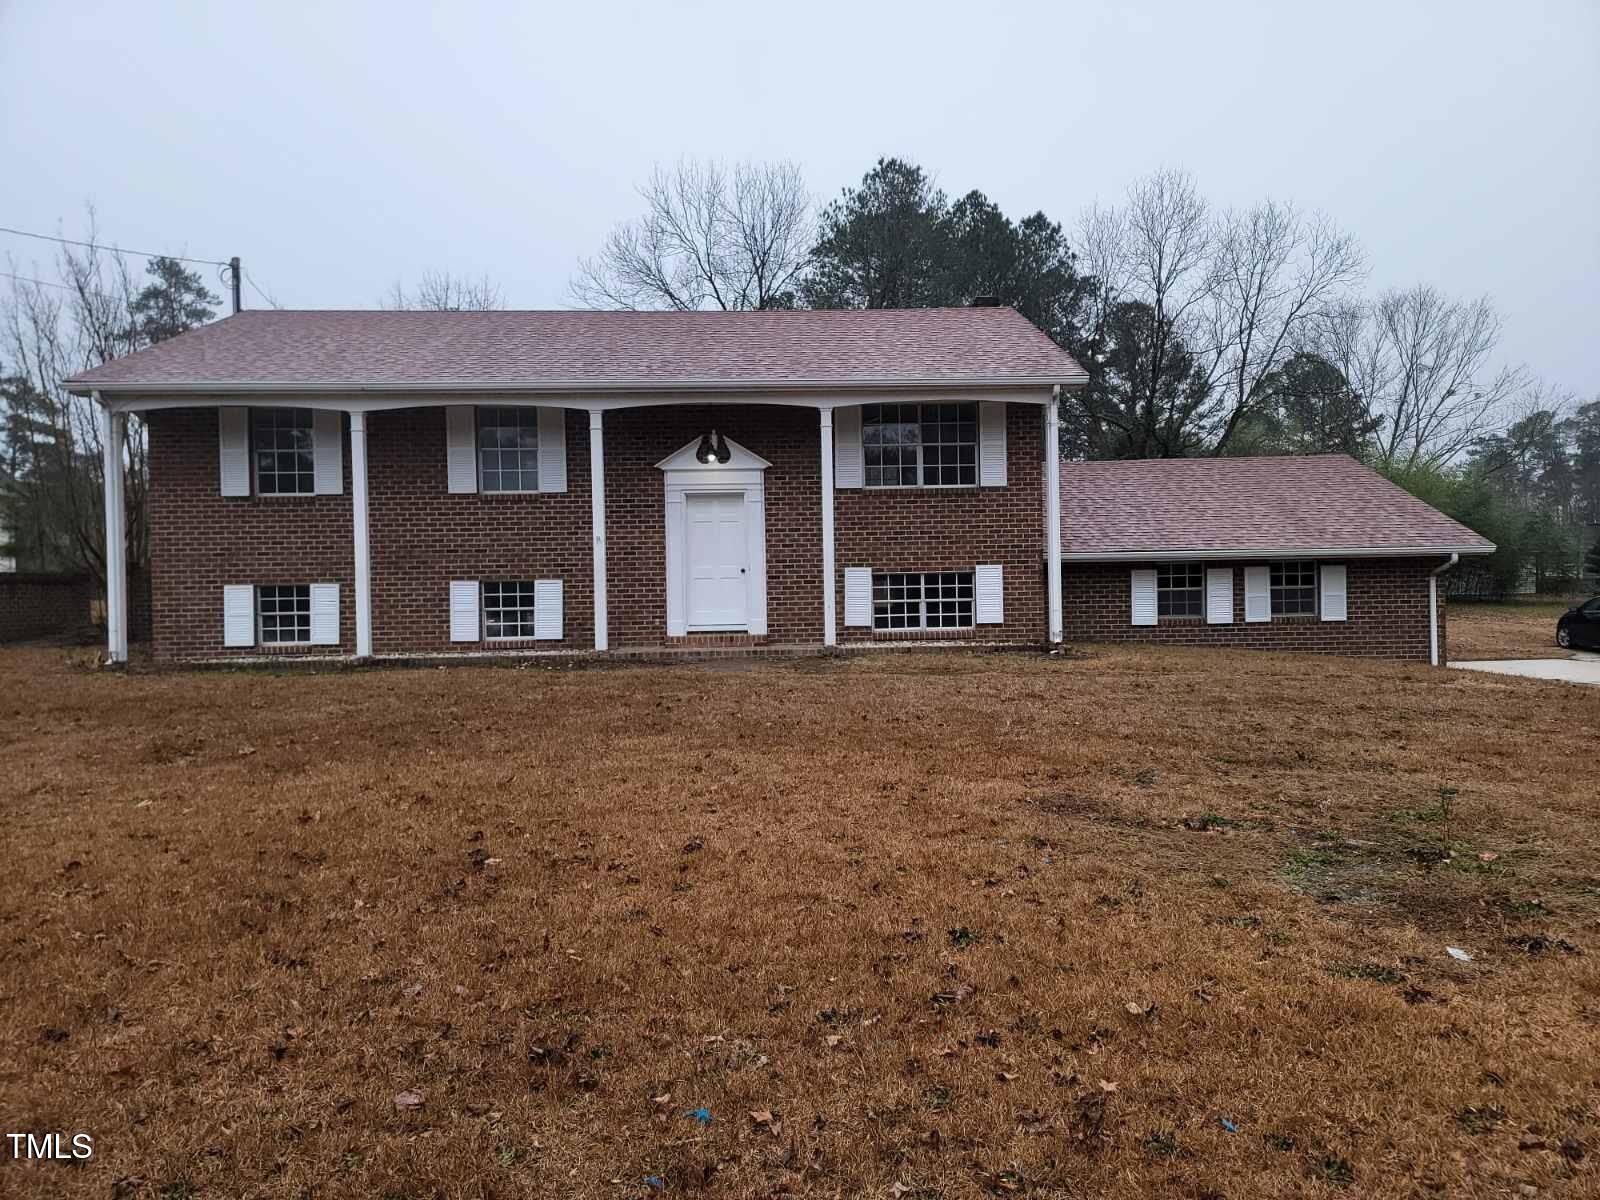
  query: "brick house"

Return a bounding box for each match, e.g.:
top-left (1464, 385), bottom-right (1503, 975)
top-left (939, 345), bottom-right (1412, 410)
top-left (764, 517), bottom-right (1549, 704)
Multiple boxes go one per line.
top-left (1060, 455), bottom-right (1494, 664)
top-left (68, 307), bottom-right (1072, 662)
top-left (66, 306), bottom-right (1490, 665)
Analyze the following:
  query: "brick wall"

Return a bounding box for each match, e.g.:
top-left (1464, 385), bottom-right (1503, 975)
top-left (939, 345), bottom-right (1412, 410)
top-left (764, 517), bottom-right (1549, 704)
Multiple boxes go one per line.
top-left (604, 404), bottom-right (824, 646)
top-left (368, 408), bottom-right (594, 654)
top-left (145, 402), bottom-right (1050, 660)
top-left (836, 403), bottom-right (1046, 643)
top-left (0, 573), bottom-right (93, 642)
top-left (1061, 557), bottom-right (1448, 661)
top-left (147, 409), bottom-right (354, 659)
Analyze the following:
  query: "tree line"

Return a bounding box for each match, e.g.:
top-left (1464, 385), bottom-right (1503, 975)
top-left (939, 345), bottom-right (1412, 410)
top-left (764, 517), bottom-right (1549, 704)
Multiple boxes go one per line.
top-left (574, 157), bottom-right (1597, 592)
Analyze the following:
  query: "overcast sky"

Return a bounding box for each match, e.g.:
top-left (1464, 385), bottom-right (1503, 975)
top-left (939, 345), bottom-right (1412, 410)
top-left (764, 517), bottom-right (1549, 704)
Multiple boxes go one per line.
top-left (2, 0), bottom-right (1595, 396)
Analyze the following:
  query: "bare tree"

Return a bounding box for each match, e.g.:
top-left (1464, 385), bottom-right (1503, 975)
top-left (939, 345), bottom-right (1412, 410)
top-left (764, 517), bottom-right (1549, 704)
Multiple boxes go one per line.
top-left (1204, 201), bottom-right (1365, 453)
top-left (2, 209), bottom-right (220, 593)
top-left (1314, 286), bottom-right (1528, 469)
top-left (572, 158), bottom-right (813, 311)
top-left (1071, 169), bottom-right (1219, 454)
top-left (384, 269), bottom-right (504, 311)
top-left (2, 222), bottom-right (144, 583)
top-left (1071, 171), bottom-right (1366, 457)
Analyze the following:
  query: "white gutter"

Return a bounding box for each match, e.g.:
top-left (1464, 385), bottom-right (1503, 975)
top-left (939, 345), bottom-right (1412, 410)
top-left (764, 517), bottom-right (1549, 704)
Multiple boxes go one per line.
top-left (1429, 553), bottom-right (1459, 667)
top-left (70, 373), bottom-right (1091, 399)
top-left (1062, 545), bottom-right (1494, 561)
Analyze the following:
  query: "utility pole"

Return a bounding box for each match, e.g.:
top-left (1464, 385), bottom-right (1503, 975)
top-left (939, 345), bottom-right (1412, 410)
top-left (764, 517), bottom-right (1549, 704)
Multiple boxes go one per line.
top-left (229, 256), bottom-right (242, 314)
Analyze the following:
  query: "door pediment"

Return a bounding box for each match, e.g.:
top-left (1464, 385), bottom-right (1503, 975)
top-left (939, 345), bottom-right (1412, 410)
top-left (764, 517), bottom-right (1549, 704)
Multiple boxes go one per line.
top-left (656, 436), bottom-right (771, 473)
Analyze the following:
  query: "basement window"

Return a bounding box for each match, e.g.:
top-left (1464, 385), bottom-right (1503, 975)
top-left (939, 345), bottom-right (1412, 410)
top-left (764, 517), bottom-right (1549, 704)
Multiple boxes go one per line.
top-left (482, 581), bottom-right (540, 639)
top-left (872, 571), bottom-right (974, 631)
top-left (1156, 563), bottom-right (1204, 618)
top-left (863, 403), bottom-right (977, 488)
top-left (477, 408), bottom-right (539, 493)
top-left (1271, 561), bottom-right (1318, 616)
top-left (257, 585), bottom-right (311, 645)
top-left (253, 409), bottom-right (315, 495)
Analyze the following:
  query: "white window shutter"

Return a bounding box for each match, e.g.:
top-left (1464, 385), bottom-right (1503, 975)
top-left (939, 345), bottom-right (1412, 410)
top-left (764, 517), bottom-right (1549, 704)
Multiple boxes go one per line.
top-left (1244, 565), bottom-right (1271, 623)
top-left (833, 406), bottom-right (863, 489)
top-left (975, 564), bottom-right (1004, 624)
top-left (978, 401), bottom-right (1007, 487)
top-left (1320, 564), bottom-right (1348, 622)
top-left (218, 407), bottom-right (250, 497)
top-left (313, 410), bottom-right (343, 494)
top-left (223, 584), bottom-right (254, 647)
top-left (1205, 567), bottom-right (1233, 625)
top-left (449, 580), bottom-right (480, 642)
top-left (843, 567), bottom-right (872, 626)
top-left (446, 407), bottom-right (477, 494)
top-left (309, 583), bottom-right (340, 645)
top-left (1130, 568), bottom-right (1157, 626)
top-left (534, 578), bottom-right (563, 640)
top-left (537, 408), bottom-right (566, 493)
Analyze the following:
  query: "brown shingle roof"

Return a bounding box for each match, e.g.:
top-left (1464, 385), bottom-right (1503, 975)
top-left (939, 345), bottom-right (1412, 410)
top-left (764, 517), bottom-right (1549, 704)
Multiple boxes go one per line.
top-left (66, 306), bottom-right (1085, 393)
top-left (1060, 455), bottom-right (1495, 557)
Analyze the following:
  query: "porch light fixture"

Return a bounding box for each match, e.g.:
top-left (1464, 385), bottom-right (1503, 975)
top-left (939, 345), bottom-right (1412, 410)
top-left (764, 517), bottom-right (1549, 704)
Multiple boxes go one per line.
top-left (695, 429), bottom-right (731, 465)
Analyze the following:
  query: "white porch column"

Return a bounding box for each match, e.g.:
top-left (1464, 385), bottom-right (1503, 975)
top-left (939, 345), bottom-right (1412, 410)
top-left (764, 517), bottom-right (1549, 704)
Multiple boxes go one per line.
top-left (99, 403), bottom-right (128, 663)
top-left (589, 410), bottom-right (608, 652)
top-left (349, 410), bottom-right (373, 657)
top-left (820, 407), bottom-right (836, 647)
top-left (1045, 390), bottom-right (1063, 644)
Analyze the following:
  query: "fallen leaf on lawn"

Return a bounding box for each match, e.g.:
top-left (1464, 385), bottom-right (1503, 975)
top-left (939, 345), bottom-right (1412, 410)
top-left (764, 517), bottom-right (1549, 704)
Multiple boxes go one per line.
top-left (997, 1071), bottom-right (1018, 1082)
top-left (1098, 1079), bottom-right (1119, 1093)
top-left (825, 1034), bottom-right (844, 1048)
top-left (1018, 1111), bottom-right (1051, 1134)
top-left (393, 1090), bottom-right (424, 1110)
top-left (749, 1109), bottom-right (776, 1128)
top-left (1479, 851), bottom-right (1499, 862)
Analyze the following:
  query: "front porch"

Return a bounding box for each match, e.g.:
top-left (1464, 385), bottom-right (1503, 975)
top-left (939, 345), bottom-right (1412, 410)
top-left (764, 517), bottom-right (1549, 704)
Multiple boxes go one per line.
top-left (98, 393), bottom-right (1065, 661)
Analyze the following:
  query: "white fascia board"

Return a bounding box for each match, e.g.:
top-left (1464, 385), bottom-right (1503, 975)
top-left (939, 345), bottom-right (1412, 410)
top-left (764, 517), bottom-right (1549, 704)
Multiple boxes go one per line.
top-left (73, 377), bottom-right (1083, 402)
top-left (1062, 545), bottom-right (1495, 560)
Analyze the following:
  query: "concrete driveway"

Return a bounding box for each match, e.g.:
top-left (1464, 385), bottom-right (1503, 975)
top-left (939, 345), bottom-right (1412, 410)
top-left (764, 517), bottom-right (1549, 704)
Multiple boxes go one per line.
top-left (1450, 650), bottom-right (1600, 686)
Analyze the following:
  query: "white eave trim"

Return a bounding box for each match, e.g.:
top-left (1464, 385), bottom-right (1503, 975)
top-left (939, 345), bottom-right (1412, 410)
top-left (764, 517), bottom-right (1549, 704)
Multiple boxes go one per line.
top-left (1062, 545), bottom-right (1494, 560)
top-left (71, 374), bottom-right (1089, 401)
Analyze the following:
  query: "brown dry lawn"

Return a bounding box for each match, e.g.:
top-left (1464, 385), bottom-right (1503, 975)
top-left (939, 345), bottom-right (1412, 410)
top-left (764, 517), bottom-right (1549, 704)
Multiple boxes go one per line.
top-left (1, 640), bottom-right (1597, 1200)
top-left (1450, 599), bottom-right (1583, 661)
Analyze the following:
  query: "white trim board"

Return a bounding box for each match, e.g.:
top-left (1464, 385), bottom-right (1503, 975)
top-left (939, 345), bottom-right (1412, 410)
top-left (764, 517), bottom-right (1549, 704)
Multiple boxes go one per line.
top-left (80, 380), bottom-right (1076, 402)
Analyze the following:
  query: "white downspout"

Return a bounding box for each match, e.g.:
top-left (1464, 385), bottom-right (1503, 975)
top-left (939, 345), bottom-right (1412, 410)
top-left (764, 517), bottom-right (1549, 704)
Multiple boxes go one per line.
top-left (1429, 553), bottom-right (1458, 667)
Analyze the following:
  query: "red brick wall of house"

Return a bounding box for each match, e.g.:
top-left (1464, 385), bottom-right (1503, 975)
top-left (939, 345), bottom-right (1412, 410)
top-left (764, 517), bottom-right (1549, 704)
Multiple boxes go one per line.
top-left (836, 403), bottom-right (1046, 643)
top-left (604, 404), bottom-right (824, 646)
top-left (367, 408), bottom-right (595, 654)
top-left (1061, 557), bottom-right (1448, 661)
top-left (0, 573), bottom-right (94, 642)
top-left (145, 402), bottom-right (1048, 659)
top-left (146, 408), bottom-right (355, 659)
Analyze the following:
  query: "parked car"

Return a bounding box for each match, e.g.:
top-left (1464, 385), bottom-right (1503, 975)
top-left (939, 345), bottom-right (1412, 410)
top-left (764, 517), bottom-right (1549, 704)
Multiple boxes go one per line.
top-left (1556, 598), bottom-right (1600, 650)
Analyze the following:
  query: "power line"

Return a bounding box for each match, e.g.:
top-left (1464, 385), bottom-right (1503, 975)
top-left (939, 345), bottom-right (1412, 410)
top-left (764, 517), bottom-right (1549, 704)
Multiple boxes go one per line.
top-left (244, 269), bottom-right (279, 309)
top-left (0, 224), bottom-right (230, 268)
top-left (0, 270), bottom-right (76, 292)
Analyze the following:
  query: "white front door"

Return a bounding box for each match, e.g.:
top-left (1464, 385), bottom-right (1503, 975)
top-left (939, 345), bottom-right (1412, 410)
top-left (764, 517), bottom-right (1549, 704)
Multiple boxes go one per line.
top-left (685, 492), bottom-right (748, 630)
